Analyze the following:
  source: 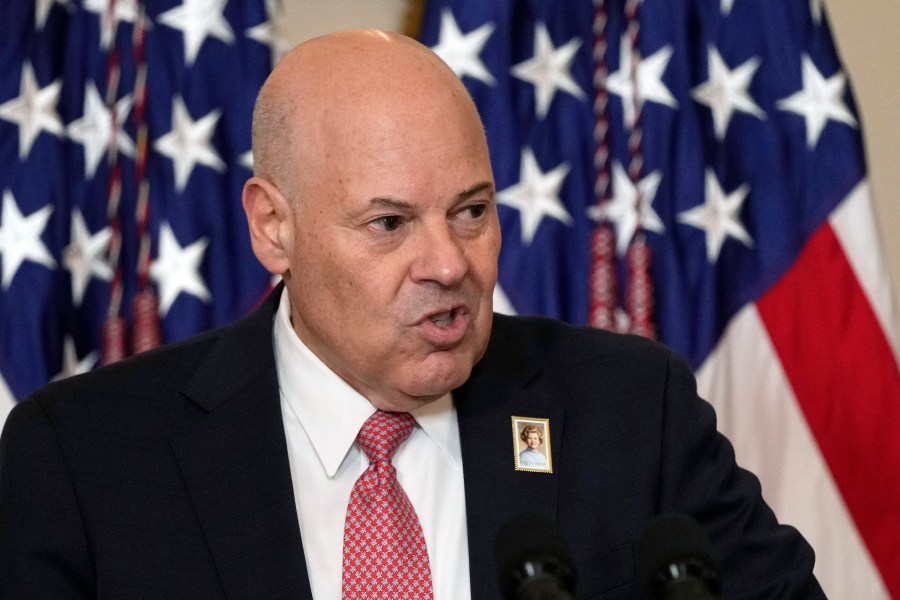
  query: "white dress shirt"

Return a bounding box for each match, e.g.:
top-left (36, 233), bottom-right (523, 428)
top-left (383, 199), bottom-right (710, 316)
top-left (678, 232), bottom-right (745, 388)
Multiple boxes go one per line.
top-left (272, 291), bottom-right (471, 600)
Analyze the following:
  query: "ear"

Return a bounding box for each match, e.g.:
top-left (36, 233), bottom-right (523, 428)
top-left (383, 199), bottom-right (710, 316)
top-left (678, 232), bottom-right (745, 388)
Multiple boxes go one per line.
top-left (242, 176), bottom-right (293, 275)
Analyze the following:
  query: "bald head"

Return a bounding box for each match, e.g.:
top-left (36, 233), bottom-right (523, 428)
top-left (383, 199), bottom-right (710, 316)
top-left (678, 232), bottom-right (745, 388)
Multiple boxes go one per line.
top-left (242, 30), bottom-right (499, 411)
top-left (251, 30), bottom-right (485, 197)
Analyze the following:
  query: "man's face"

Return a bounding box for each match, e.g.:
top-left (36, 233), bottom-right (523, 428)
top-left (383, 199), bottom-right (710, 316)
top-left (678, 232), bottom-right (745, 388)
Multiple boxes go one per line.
top-left (280, 95), bottom-right (500, 411)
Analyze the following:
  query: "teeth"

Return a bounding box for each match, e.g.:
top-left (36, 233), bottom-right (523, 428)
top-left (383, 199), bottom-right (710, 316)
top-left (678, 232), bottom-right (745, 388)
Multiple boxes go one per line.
top-left (430, 311), bottom-right (453, 328)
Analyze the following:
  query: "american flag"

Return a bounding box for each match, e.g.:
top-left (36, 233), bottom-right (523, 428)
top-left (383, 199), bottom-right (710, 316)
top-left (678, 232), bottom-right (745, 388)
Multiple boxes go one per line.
top-left (418, 0), bottom-right (899, 597)
top-left (0, 0), bottom-right (275, 420)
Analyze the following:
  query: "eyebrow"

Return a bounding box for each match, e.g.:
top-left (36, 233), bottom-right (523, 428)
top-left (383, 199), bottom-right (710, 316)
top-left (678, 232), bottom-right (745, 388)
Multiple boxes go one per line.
top-left (457, 181), bottom-right (495, 201)
top-left (367, 181), bottom-right (495, 210)
top-left (368, 196), bottom-right (414, 210)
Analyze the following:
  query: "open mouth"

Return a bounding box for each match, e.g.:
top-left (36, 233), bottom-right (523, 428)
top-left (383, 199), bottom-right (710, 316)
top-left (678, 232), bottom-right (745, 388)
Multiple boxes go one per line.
top-left (430, 309), bottom-right (456, 328)
top-left (417, 305), bottom-right (470, 346)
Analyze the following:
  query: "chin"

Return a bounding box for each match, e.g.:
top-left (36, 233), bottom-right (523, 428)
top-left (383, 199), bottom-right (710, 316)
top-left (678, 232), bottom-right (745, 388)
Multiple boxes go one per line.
top-left (398, 367), bottom-right (470, 403)
top-left (377, 346), bottom-right (480, 407)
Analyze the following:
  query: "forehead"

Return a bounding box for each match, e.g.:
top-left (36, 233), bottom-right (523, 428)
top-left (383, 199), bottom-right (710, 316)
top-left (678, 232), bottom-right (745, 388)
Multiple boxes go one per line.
top-left (301, 97), bottom-right (492, 206)
top-left (269, 36), bottom-right (494, 204)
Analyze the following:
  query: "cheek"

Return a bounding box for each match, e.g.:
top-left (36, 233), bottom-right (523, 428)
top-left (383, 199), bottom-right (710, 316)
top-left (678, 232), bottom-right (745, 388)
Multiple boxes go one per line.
top-left (298, 239), bottom-right (404, 326)
top-left (288, 232), bottom-right (353, 321)
top-left (470, 228), bottom-right (502, 284)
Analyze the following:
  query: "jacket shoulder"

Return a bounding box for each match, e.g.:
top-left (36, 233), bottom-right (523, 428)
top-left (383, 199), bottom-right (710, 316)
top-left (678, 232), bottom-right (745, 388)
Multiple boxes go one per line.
top-left (18, 288), bottom-right (280, 423)
top-left (488, 312), bottom-right (673, 369)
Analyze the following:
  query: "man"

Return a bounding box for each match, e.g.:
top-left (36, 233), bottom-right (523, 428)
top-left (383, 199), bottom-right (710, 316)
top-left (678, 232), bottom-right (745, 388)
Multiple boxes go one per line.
top-left (0, 30), bottom-right (825, 599)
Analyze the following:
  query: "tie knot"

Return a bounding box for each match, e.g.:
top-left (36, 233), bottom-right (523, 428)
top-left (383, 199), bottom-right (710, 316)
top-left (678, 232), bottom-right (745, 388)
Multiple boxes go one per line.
top-left (356, 410), bottom-right (416, 463)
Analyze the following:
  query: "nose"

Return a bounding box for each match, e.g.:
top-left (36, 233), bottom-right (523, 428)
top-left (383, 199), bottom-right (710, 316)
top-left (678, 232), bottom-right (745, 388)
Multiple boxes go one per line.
top-left (409, 221), bottom-right (469, 287)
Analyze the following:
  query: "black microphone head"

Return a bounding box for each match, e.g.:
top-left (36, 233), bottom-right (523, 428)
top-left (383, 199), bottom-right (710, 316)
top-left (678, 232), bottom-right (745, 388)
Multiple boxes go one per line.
top-left (636, 514), bottom-right (721, 599)
top-left (495, 514), bottom-right (576, 600)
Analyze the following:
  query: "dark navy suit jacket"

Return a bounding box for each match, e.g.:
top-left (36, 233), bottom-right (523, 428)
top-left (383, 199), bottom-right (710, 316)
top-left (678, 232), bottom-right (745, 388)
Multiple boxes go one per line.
top-left (0, 287), bottom-right (826, 599)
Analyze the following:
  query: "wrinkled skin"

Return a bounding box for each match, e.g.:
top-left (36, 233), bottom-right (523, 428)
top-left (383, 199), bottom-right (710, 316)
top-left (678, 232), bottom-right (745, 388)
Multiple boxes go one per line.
top-left (243, 30), bottom-right (501, 412)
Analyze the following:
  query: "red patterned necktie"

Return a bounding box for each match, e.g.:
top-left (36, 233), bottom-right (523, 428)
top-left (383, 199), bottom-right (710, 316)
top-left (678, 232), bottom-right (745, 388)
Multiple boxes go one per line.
top-left (342, 410), bottom-right (434, 600)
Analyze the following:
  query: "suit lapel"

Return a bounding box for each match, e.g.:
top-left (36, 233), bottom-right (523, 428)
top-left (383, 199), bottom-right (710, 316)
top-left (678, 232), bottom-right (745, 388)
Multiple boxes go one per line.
top-left (456, 319), bottom-right (565, 600)
top-left (171, 288), bottom-right (313, 600)
top-left (168, 297), bottom-right (561, 600)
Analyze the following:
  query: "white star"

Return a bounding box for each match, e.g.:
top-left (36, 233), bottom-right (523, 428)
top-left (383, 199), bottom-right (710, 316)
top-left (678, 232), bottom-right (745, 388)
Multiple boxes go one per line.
top-left (53, 336), bottom-right (98, 381)
top-left (67, 84), bottom-right (134, 179)
top-left (431, 9), bottom-right (496, 85)
top-left (150, 223), bottom-right (211, 316)
top-left (158, 0), bottom-right (235, 66)
top-left (691, 47), bottom-right (764, 140)
top-left (677, 169), bottom-right (753, 263)
top-left (239, 149), bottom-right (254, 171)
top-left (811, 0), bottom-right (825, 24)
top-left (721, 0), bottom-right (735, 14)
top-left (63, 210), bottom-right (112, 306)
top-left (245, 0), bottom-right (290, 64)
top-left (0, 62), bottom-right (64, 160)
top-left (35, 0), bottom-right (71, 30)
top-left (776, 54), bottom-right (856, 149)
top-left (588, 162), bottom-right (665, 255)
top-left (154, 97), bottom-right (225, 192)
top-left (82, 0), bottom-right (139, 49)
top-left (512, 23), bottom-right (585, 119)
top-left (498, 148), bottom-right (572, 245)
top-left (606, 35), bottom-right (678, 127)
top-left (0, 190), bottom-right (56, 289)
top-left (245, 21), bottom-right (290, 62)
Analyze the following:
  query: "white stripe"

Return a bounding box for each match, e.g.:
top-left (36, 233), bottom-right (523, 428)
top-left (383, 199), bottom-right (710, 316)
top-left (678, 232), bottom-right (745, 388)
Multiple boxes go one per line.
top-left (0, 372), bottom-right (15, 431)
top-left (696, 304), bottom-right (889, 600)
top-left (830, 180), bottom-right (900, 361)
top-left (497, 281), bottom-right (890, 595)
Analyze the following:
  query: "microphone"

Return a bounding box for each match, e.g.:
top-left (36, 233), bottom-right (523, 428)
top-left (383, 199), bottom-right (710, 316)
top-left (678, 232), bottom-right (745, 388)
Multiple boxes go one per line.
top-left (495, 514), bottom-right (577, 600)
top-left (636, 514), bottom-right (721, 600)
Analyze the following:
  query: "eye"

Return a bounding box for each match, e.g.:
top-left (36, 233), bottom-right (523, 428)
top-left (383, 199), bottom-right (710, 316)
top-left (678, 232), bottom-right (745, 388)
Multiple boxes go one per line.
top-left (459, 203), bottom-right (487, 219)
top-left (371, 215), bottom-right (404, 232)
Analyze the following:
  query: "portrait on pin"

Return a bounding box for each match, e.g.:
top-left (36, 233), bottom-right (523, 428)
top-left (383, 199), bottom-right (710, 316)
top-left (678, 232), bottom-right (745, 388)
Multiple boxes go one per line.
top-left (512, 416), bottom-right (552, 473)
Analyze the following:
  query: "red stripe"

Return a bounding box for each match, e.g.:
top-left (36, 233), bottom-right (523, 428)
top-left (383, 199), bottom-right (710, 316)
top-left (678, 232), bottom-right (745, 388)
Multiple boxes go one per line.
top-left (757, 223), bottom-right (900, 597)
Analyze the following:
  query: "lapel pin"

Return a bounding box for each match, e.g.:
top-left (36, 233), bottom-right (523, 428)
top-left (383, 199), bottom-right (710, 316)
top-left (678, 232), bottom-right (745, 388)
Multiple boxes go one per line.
top-left (512, 416), bottom-right (553, 473)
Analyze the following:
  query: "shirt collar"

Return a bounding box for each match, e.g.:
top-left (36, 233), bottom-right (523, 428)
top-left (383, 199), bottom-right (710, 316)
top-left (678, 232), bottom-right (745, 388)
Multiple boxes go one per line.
top-left (272, 289), bottom-right (461, 478)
